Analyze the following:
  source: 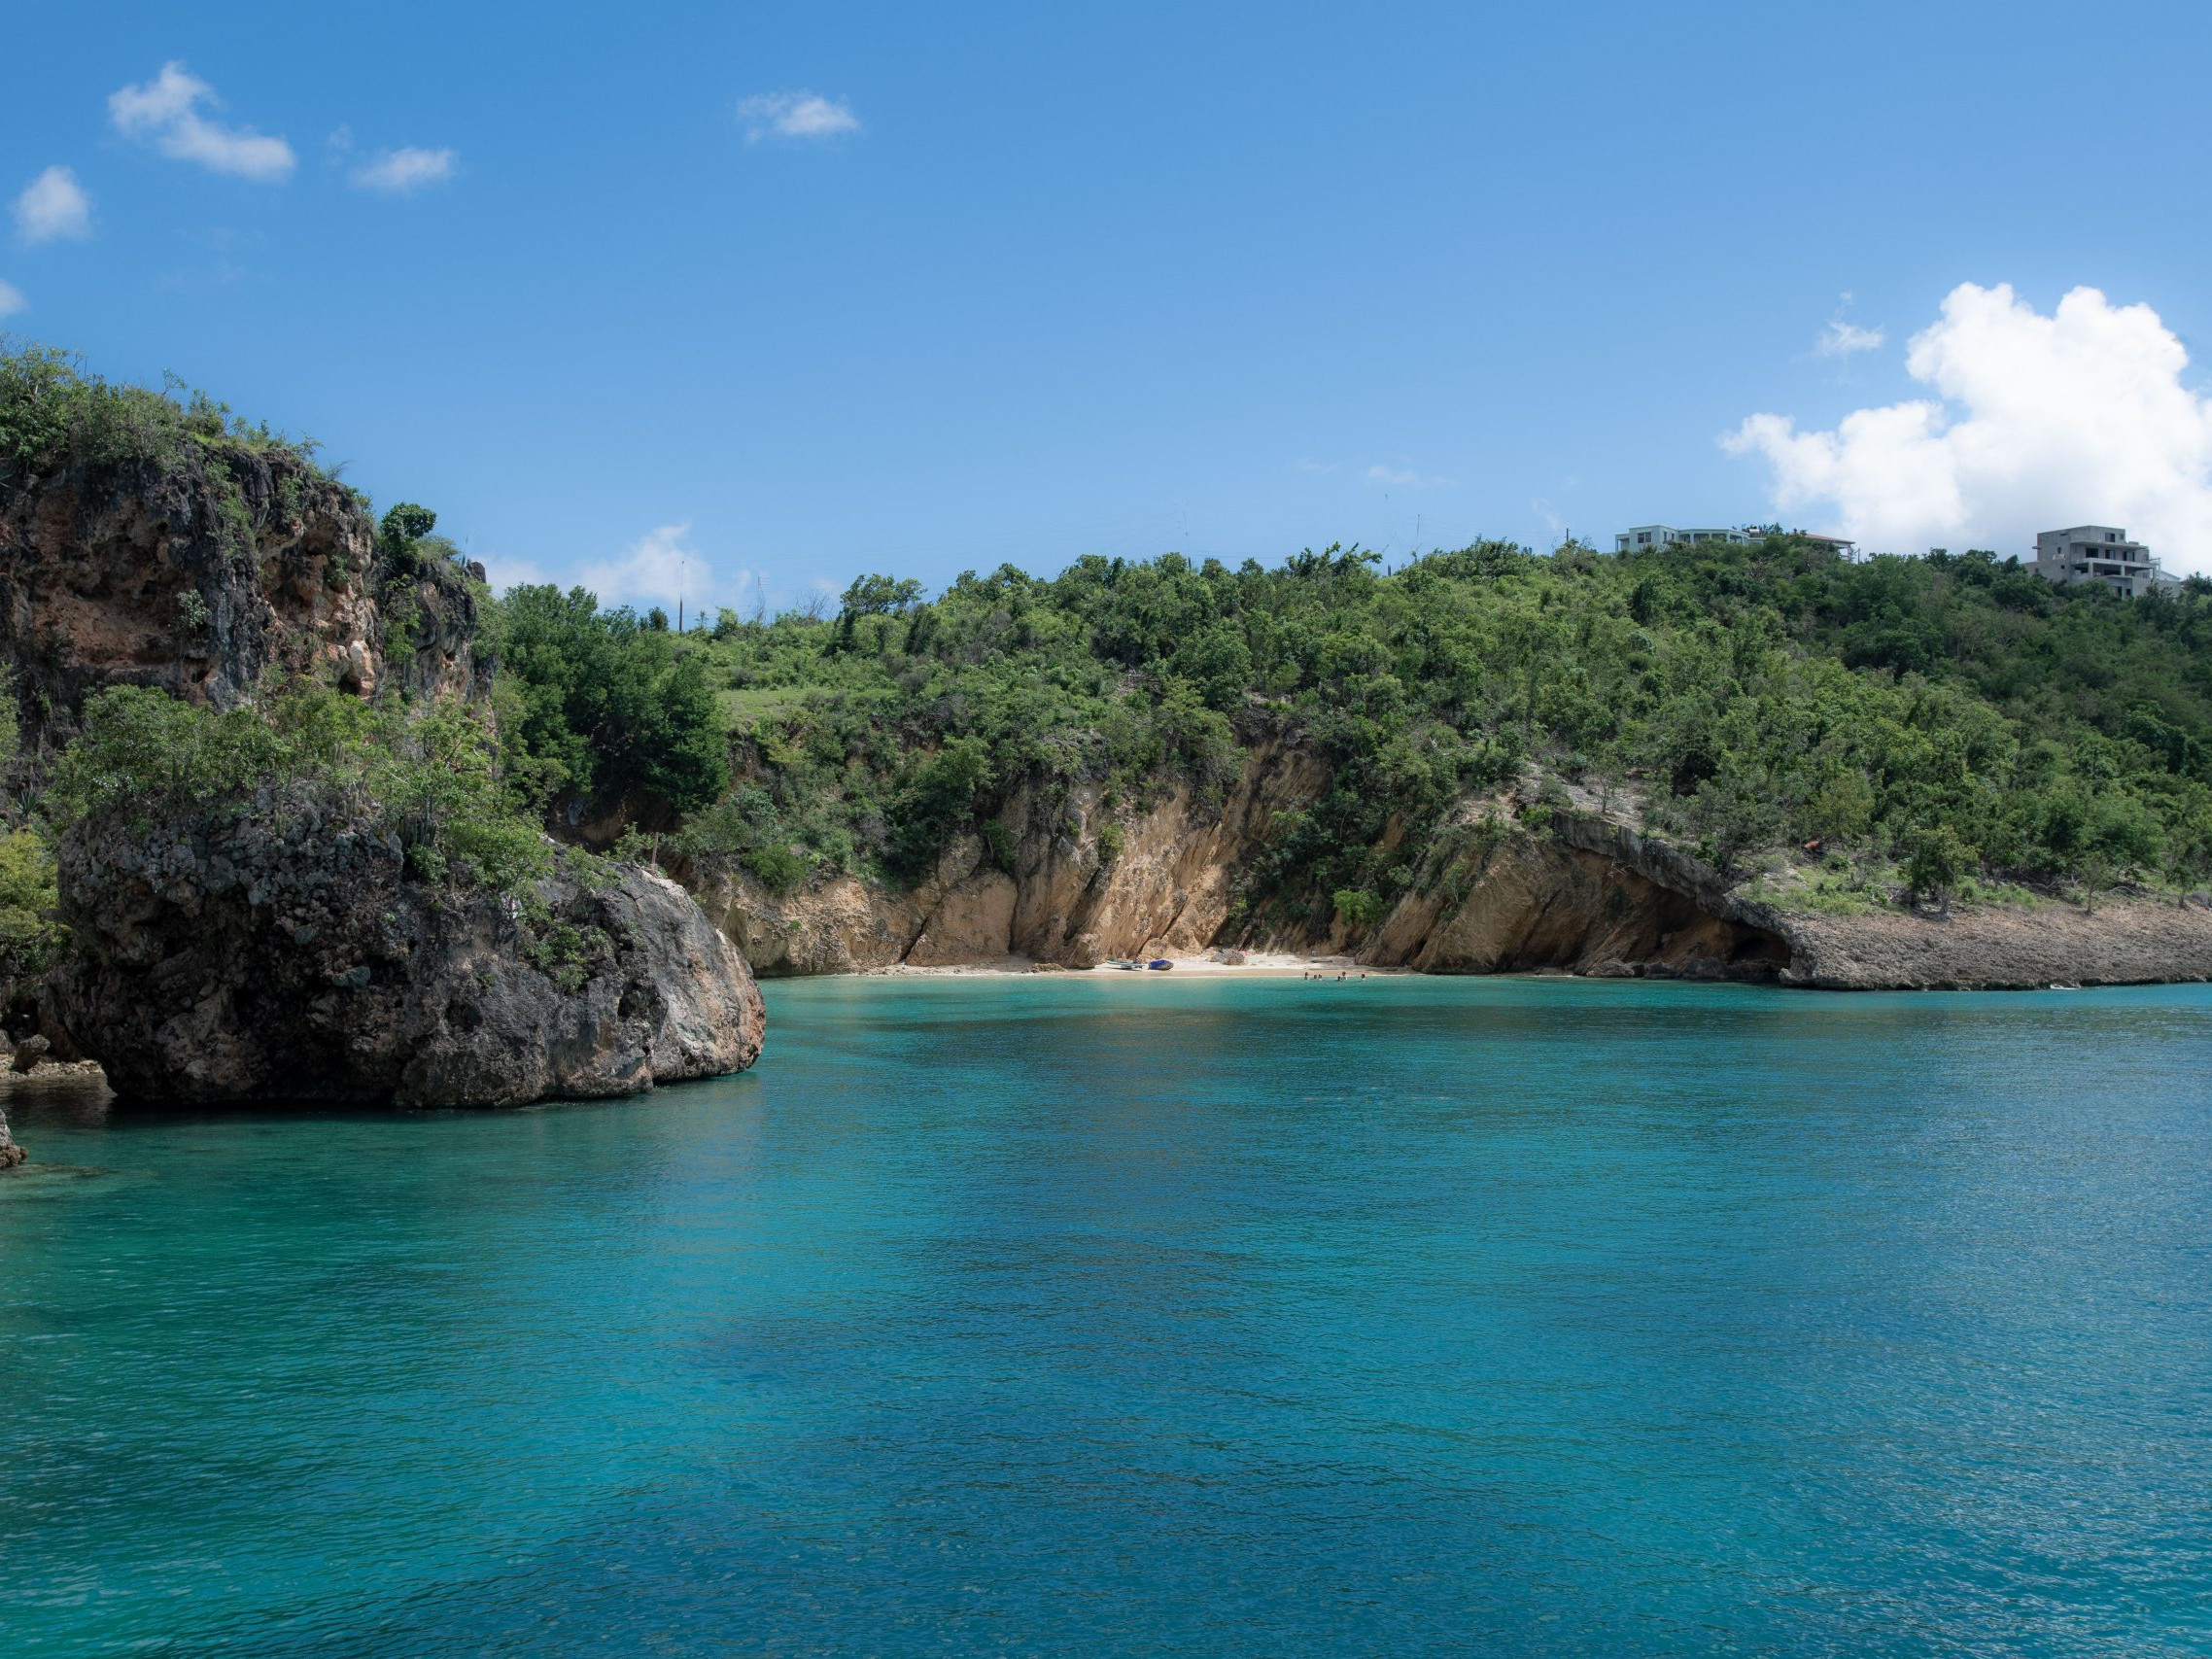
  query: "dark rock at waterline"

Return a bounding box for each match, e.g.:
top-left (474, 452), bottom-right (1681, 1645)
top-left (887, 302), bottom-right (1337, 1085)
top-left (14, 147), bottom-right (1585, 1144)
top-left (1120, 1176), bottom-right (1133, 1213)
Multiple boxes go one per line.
top-left (47, 797), bottom-right (764, 1107)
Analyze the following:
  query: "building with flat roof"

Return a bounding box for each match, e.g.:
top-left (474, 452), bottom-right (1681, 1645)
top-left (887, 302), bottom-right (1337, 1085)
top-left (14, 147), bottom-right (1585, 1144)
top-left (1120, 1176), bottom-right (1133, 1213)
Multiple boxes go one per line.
top-left (1611, 525), bottom-right (1858, 558)
top-left (1613, 524), bottom-right (1754, 554)
top-left (2032, 526), bottom-right (2178, 599)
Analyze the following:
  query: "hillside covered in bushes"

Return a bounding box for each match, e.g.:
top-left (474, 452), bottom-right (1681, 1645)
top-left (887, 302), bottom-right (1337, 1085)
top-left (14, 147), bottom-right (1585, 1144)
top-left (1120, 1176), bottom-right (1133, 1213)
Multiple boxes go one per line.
top-left (667, 536), bottom-right (2212, 922)
top-left (10, 342), bottom-right (2212, 947)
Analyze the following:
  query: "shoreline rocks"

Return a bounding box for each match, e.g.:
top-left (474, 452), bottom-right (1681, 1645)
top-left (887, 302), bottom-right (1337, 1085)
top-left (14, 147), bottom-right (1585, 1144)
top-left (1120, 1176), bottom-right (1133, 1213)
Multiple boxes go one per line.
top-left (686, 772), bottom-right (2212, 992)
top-left (1775, 896), bottom-right (2212, 991)
top-left (48, 796), bottom-right (764, 1107)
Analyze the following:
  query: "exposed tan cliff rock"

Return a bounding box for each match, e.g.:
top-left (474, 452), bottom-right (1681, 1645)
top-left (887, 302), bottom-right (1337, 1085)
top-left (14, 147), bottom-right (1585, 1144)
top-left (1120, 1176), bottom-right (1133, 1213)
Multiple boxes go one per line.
top-left (691, 733), bottom-right (1332, 973)
top-left (908, 867), bottom-right (1020, 965)
top-left (1354, 810), bottom-right (1789, 979)
top-left (685, 743), bottom-right (2212, 991)
top-left (706, 870), bottom-right (925, 975)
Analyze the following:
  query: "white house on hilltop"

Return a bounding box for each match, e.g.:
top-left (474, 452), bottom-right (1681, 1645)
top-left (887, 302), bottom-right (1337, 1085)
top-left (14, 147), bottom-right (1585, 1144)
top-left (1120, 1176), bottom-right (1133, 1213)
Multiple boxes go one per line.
top-left (2032, 526), bottom-right (2180, 599)
top-left (1612, 524), bottom-right (1859, 558)
top-left (1613, 524), bottom-right (1753, 553)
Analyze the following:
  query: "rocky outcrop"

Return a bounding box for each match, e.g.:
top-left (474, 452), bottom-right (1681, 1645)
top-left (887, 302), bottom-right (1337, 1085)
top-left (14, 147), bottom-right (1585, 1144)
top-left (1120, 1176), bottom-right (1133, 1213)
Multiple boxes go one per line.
top-left (1776, 897), bottom-right (2212, 989)
top-left (0, 443), bottom-right (485, 759)
top-left (0, 1101), bottom-right (22, 1167)
top-left (694, 751), bottom-right (1791, 981)
top-left (693, 733), bottom-right (1333, 973)
top-left (48, 794), bottom-right (763, 1106)
top-left (1355, 809), bottom-right (1790, 979)
top-left (689, 742), bottom-right (2212, 991)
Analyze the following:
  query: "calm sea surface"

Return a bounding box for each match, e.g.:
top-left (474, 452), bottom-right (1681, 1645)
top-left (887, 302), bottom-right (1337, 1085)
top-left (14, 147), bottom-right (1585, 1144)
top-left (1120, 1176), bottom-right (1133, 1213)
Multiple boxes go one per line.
top-left (3, 976), bottom-right (2210, 1656)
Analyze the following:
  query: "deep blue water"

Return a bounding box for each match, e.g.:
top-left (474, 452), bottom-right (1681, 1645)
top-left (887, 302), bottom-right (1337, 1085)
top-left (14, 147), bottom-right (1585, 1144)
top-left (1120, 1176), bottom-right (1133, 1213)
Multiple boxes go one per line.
top-left (3, 975), bottom-right (2210, 1656)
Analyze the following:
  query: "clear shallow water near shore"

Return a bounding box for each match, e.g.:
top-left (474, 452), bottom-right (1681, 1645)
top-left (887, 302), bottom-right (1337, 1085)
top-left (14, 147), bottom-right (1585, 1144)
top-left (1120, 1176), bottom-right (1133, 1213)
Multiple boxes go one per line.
top-left (3, 977), bottom-right (2210, 1657)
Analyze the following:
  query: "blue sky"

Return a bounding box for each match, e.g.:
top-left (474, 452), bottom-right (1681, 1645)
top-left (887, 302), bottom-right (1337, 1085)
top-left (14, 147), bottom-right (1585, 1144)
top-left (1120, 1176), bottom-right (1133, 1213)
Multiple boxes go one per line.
top-left (8, 1), bottom-right (2212, 609)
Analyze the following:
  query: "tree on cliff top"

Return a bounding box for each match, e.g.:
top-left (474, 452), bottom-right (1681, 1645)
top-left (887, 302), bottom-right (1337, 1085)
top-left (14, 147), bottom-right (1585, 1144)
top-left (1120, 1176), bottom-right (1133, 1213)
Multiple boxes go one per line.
top-left (493, 585), bottom-right (726, 816)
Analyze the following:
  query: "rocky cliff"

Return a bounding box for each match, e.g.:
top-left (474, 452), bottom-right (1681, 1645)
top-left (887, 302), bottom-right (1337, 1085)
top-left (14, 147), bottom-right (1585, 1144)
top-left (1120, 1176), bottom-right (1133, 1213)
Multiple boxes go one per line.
top-left (689, 738), bottom-right (2212, 991)
top-left (49, 794), bottom-right (763, 1107)
top-left (693, 734), bottom-right (1333, 972)
top-left (0, 442), bottom-right (484, 758)
top-left (1349, 808), bottom-right (1791, 979)
top-left (691, 738), bottom-right (1789, 982)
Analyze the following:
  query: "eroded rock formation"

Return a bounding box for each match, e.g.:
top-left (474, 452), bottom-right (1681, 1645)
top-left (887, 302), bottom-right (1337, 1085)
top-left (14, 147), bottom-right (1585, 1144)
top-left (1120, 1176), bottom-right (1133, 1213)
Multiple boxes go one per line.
top-left (691, 730), bottom-right (1796, 982)
top-left (1355, 810), bottom-right (1790, 979)
top-left (692, 734), bottom-right (1332, 972)
top-left (687, 737), bottom-right (2212, 990)
top-left (0, 443), bottom-right (484, 757)
top-left (49, 796), bottom-right (764, 1106)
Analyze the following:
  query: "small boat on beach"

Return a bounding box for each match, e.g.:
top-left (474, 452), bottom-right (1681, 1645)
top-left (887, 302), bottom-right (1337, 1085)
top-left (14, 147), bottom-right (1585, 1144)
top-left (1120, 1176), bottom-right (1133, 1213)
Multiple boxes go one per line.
top-left (1146, 958), bottom-right (1172, 970)
top-left (1103, 958), bottom-right (1142, 971)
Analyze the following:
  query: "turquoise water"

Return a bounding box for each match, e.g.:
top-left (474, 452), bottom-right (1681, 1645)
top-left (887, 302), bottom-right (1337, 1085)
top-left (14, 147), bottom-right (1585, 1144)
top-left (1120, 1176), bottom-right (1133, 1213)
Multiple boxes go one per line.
top-left (3, 976), bottom-right (2210, 1656)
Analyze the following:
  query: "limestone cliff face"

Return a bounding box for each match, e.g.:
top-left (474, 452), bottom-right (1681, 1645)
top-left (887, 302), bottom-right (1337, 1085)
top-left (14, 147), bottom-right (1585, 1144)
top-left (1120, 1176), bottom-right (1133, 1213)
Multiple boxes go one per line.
top-left (687, 740), bottom-right (2212, 990)
top-left (692, 734), bottom-right (1332, 973)
top-left (0, 444), bottom-right (485, 757)
top-left (49, 794), bottom-right (764, 1107)
top-left (1350, 810), bottom-right (1790, 980)
top-left (690, 734), bottom-right (1794, 981)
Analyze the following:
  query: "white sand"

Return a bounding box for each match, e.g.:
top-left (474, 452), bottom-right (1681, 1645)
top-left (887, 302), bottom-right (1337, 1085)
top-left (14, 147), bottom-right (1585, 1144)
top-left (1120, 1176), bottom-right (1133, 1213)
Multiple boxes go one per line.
top-left (862, 951), bottom-right (1407, 980)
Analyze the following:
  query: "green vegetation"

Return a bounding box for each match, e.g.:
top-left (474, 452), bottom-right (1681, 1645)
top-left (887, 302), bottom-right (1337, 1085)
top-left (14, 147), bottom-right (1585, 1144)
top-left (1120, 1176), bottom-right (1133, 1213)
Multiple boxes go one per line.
top-left (47, 682), bottom-right (548, 892)
top-left (0, 672), bottom-right (61, 989)
top-left (0, 825), bottom-right (60, 986)
top-left (657, 538), bottom-right (2212, 917)
top-left (11, 344), bottom-right (2212, 926)
top-left (0, 342), bottom-right (323, 481)
top-left (490, 585), bottom-right (727, 814)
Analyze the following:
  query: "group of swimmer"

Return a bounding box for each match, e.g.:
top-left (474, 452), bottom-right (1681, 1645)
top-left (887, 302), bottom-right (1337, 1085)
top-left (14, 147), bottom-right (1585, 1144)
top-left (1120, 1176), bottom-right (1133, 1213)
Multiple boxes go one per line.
top-left (1301, 970), bottom-right (1369, 981)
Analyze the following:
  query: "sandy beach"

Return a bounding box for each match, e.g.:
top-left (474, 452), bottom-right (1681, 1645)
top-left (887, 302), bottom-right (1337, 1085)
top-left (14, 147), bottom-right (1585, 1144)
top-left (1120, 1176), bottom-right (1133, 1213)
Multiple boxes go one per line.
top-left (859, 951), bottom-right (1411, 980)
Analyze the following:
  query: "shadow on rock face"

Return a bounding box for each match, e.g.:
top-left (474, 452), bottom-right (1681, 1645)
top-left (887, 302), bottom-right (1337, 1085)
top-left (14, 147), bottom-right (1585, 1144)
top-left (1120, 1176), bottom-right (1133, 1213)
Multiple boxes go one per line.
top-left (48, 797), bottom-right (765, 1109)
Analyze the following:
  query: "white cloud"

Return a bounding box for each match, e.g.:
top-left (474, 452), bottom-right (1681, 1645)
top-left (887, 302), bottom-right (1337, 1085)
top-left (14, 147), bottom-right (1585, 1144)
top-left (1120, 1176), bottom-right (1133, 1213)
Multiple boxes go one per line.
top-left (350, 147), bottom-right (458, 194)
top-left (1725, 282), bottom-right (2212, 574)
top-left (737, 91), bottom-right (861, 143)
top-left (1365, 463), bottom-right (1452, 488)
top-left (476, 552), bottom-right (550, 594)
top-left (1294, 458), bottom-right (1337, 475)
top-left (16, 167), bottom-right (92, 243)
top-left (109, 62), bottom-right (294, 182)
top-left (578, 522), bottom-right (709, 615)
top-left (1813, 293), bottom-right (1884, 360)
top-left (0, 279), bottom-right (24, 317)
top-left (1815, 319), bottom-right (1884, 358)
